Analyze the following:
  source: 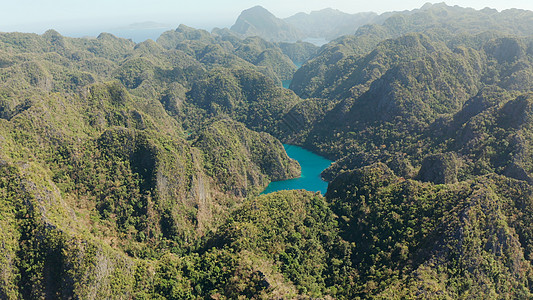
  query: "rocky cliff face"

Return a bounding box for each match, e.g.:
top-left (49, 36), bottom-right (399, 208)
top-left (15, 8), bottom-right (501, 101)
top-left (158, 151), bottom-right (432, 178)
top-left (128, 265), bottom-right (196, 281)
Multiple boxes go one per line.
top-left (193, 119), bottom-right (300, 197)
top-left (230, 6), bottom-right (304, 42)
top-left (326, 163), bottom-right (533, 298)
top-left (0, 29), bottom-right (304, 299)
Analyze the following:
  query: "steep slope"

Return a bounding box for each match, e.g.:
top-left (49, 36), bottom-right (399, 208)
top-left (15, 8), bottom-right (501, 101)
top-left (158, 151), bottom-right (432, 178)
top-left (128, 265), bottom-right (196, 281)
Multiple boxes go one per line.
top-left (293, 34), bottom-right (483, 155)
top-left (285, 8), bottom-right (377, 40)
top-left (6, 4), bottom-right (533, 299)
top-left (186, 66), bottom-right (301, 136)
top-left (0, 30), bottom-right (306, 299)
top-left (156, 24), bottom-right (301, 83)
top-left (230, 6), bottom-right (304, 42)
top-left (291, 3), bottom-right (533, 99)
top-left (326, 163), bottom-right (533, 298)
top-left (277, 41), bottom-right (318, 65)
top-left (285, 33), bottom-right (533, 187)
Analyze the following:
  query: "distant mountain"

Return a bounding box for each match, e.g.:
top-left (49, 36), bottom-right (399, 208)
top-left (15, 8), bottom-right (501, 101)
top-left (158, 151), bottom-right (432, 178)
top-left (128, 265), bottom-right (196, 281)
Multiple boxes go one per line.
top-left (230, 6), bottom-right (304, 42)
top-left (228, 3), bottom-right (533, 44)
top-left (229, 6), bottom-right (377, 42)
top-left (284, 8), bottom-right (378, 40)
top-left (291, 3), bottom-right (533, 100)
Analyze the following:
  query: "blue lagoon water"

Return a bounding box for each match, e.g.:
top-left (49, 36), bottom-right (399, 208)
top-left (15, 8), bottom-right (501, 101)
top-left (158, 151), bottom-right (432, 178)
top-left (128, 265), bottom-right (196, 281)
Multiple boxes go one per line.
top-left (281, 62), bottom-right (302, 89)
top-left (262, 144), bottom-right (332, 195)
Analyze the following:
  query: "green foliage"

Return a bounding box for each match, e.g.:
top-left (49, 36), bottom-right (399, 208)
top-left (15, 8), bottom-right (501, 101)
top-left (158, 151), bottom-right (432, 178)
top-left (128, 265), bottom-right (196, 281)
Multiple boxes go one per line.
top-left (5, 5), bottom-right (533, 299)
top-left (277, 41), bottom-right (318, 65)
top-left (193, 119), bottom-right (300, 196)
top-left (186, 67), bottom-right (300, 137)
top-left (113, 58), bottom-right (156, 89)
top-left (216, 190), bottom-right (353, 297)
top-left (327, 163), bottom-right (533, 298)
top-left (288, 32), bottom-right (533, 189)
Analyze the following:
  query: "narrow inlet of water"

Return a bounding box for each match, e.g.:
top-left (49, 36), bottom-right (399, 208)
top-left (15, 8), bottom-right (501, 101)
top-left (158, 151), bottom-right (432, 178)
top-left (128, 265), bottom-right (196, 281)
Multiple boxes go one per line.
top-left (261, 144), bottom-right (332, 195)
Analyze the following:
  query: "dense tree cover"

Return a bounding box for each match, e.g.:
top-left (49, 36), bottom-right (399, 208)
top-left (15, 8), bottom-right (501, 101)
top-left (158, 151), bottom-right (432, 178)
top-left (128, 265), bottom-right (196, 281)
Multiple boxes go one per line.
top-left (5, 3), bottom-right (533, 299)
top-left (186, 67), bottom-right (301, 136)
top-left (284, 7), bottom-right (533, 188)
top-left (192, 119), bottom-right (300, 196)
top-left (299, 34), bottom-right (533, 186)
top-left (155, 24), bottom-right (310, 84)
top-left (0, 27), bottom-right (310, 298)
top-left (291, 3), bottom-right (533, 98)
top-left (326, 163), bottom-right (533, 298)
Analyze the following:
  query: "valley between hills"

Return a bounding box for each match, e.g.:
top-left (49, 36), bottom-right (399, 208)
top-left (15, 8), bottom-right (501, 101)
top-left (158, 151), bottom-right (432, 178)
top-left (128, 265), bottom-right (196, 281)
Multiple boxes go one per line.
top-left (3, 3), bottom-right (533, 299)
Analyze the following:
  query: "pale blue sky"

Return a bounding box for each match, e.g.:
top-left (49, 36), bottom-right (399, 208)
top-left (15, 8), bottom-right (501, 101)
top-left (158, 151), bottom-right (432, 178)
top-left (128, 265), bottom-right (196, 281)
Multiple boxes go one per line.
top-left (2, 0), bottom-right (533, 36)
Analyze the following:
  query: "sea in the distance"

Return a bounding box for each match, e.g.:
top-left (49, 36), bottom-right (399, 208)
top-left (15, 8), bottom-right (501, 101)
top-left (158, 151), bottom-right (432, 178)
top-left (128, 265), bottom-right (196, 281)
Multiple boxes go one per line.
top-left (261, 144), bottom-right (333, 195)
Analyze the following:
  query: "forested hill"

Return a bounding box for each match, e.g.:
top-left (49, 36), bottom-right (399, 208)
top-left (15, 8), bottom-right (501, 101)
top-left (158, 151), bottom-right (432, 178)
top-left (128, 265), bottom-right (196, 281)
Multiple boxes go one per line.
top-left (289, 3), bottom-right (533, 185)
top-left (227, 3), bottom-right (533, 43)
top-left (4, 2), bottom-right (533, 299)
top-left (0, 27), bottom-right (308, 298)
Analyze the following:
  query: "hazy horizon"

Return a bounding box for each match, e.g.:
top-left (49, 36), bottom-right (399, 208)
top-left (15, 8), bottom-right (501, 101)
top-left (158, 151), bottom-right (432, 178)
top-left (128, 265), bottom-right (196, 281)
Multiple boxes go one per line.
top-left (3, 0), bottom-right (533, 41)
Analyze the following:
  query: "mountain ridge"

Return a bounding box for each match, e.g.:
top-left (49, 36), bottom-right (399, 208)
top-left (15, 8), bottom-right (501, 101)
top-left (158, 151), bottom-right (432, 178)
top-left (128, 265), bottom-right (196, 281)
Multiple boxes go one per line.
top-left (4, 2), bottom-right (533, 299)
top-left (230, 6), bottom-right (304, 42)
